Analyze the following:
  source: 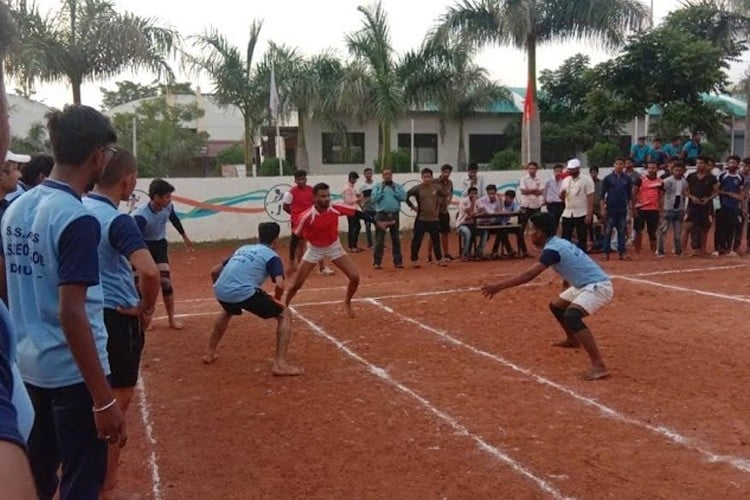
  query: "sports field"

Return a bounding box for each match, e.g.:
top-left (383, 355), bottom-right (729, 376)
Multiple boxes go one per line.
top-left (116, 242), bottom-right (750, 499)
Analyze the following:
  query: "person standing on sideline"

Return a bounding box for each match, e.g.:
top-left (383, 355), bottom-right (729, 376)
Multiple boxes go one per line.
top-left (544, 163), bottom-right (565, 232)
top-left (647, 137), bottom-right (668, 166)
top-left (436, 164), bottom-right (455, 260)
top-left (282, 170), bottom-right (334, 276)
top-left (657, 161), bottom-right (688, 257)
top-left (685, 156), bottom-right (718, 257)
top-left (560, 159), bottom-right (594, 252)
top-left (0, 152), bottom-right (22, 223)
top-left (681, 132), bottom-right (702, 166)
top-left (342, 171), bottom-right (362, 253)
top-left (714, 155), bottom-right (744, 256)
top-left (1, 151), bottom-right (28, 204)
top-left (285, 183), bottom-right (360, 318)
top-left (632, 160), bottom-right (664, 257)
top-left (461, 162), bottom-right (486, 196)
top-left (406, 168), bottom-right (446, 267)
top-left (372, 168), bottom-right (406, 270)
top-left (132, 179), bottom-right (193, 330)
top-left (481, 212), bottom-right (613, 381)
top-left (457, 186), bottom-right (480, 261)
top-left (6, 152), bottom-right (53, 205)
top-left (742, 158), bottom-right (750, 253)
top-left (82, 148), bottom-right (160, 500)
top-left (601, 158), bottom-right (633, 260)
top-left (630, 136), bottom-right (649, 168)
top-left (663, 136), bottom-right (683, 159)
top-left (518, 161), bottom-right (544, 258)
top-left (358, 167), bottom-right (376, 248)
top-left (3, 105), bottom-right (126, 499)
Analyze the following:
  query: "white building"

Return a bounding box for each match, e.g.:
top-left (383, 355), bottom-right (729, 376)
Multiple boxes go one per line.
top-left (7, 94), bottom-right (54, 138)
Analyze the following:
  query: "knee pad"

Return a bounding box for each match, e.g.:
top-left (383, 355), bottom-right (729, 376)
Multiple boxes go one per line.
top-left (159, 270), bottom-right (174, 296)
top-left (562, 308), bottom-right (587, 333)
top-left (549, 303), bottom-right (565, 320)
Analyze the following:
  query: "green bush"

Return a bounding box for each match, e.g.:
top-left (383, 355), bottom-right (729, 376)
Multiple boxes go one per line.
top-left (586, 142), bottom-right (621, 169)
top-left (374, 150), bottom-right (412, 173)
top-left (488, 150), bottom-right (521, 170)
top-left (700, 141), bottom-right (719, 161)
top-left (258, 157), bottom-right (294, 176)
top-left (216, 144), bottom-right (244, 165)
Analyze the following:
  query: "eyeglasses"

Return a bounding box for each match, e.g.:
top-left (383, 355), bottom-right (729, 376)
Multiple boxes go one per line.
top-left (103, 146), bottom-right (117, 159)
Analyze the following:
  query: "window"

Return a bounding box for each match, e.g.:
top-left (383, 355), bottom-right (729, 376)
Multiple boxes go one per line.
top-left (322, 132), bottom-right (365, 164)
top-left (469, 134), bottom-right (510, 164)
top-left (398, 133), bottom-right (438, 164)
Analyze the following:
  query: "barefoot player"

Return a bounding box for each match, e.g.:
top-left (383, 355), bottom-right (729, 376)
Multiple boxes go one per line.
top-left (203, 222), bottom-right (303, 376)
top-left (284, 183), bottom-right (360, 318)
top-left (481, 212), bottom-right (613, 380)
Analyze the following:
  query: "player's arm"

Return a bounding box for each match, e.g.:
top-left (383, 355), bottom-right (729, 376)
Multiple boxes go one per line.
top-left (266, 257), bottom-right (285, 300)
top-left (133, 214), bottom-right (148, 237)
top-left (481, 262), bottom-right (548, 299)
top-left (395, 183), bottom-right (407, 202)
top-left (405, 186), bottom-right (418, 210)
top-left (169, 206), bottom-right (192, 250)
top-left (281, 191), bottom-right (293, 215)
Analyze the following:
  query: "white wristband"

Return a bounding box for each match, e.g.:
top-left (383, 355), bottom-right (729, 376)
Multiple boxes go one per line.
top-left (92, 398), bottom-right (117, 413)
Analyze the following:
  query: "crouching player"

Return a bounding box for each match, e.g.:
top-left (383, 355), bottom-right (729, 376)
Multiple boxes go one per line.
top-left (203, 222), bottom-right (303, 376)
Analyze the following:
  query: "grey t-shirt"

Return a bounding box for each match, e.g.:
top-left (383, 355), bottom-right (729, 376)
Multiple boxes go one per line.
top-left (357, 180), bottom-right (376, 212)
top-left (663, 176), bottom-right (688, 211)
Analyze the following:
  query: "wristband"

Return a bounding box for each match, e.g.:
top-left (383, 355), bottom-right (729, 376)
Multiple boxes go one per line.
top-left (142, 307), bottom-right (155, 315)
top-left (93, 398), bottom-right (117, 413)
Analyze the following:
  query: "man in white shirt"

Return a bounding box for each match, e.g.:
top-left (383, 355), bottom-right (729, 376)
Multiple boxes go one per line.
top-left (456, 186), bottom-right (480, 261)
top-left (560, 159), bottom-right (595, 252)
top-left (342, 171), bottom-right (362, 252)
top-left (544, 164), bottom-right (565, 232)
top-left (461, 163), bottom-right (487, 196)
top-left (475, 184), bottom-right (502, 257)
top-left (518, 161), bottom-right (544, 257)
top-left (357, 167), bottom-right (376, 248)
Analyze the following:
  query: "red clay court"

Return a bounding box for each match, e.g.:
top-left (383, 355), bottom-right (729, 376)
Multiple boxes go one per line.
top-left (116, 241), bottom-right (750, 499)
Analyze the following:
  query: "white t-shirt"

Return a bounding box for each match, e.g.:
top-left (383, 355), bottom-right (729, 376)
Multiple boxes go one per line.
top-left (561, 175), bottom-right (595, 218)
top-left (461, 175), bottom-right (487, 196)
top-left (281, 191), bottom-right (294, 205)
top-left (519, 174), bottom-right (544, 209)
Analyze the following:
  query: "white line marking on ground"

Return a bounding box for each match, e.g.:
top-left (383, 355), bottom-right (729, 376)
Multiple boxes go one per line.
top-left (629, 264), bottom-right (746, 277)
top-left (367, 299), bottom-right (750, 475)
top-left (613, 275), bottom-right (750, 304)
top-left (291, 307), bottom-right (570, 500)
top-left (136, 376), bottom-right (162, 500)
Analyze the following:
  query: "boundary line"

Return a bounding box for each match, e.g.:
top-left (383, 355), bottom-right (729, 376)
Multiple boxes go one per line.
top-left (628, 264), bottom-right (746, 277)
top-left (291, 307), bottom-right (570, 500)
top-left (367, 298), bottom-right (750, 475)
top-left (613, 275), bottom-right (750, 304)
top-left (136, 376), bottom-right (162, 500)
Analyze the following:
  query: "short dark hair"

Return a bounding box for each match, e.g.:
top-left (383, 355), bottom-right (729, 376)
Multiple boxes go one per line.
top-left (46, 105), bottom-right (116, 165)
top-left (486, 184), bottom-right (497, 192)
top-left (363, 167), bottom-right (373, 173)
top-left (22, 153), bottom-right (54, 187)
top-left (653, 137), bottom-right (661, 142)
top-left (293, 169), bottom-right (307, 179)
top-left (696, 155), bottom-right (709, 163)
top-left (468, 163), bottom-right (478, 171)
top-left (504, 189), bottom-right (516, 198)
top-left (614, 157), bottom-right (627, 163)
top-left (149, 178), bottom-right (175, 198)
top-left (258, 222), bottom-right (281, 244)
top-left (726, 155), bottom-right (741, 163)
top-left (589, 166), bottom-right (599, 173)
top-left (647, 159), bottom-right (658, 165)
top-left (98, 148), bottom-right (137, 188)
top-left (348, 171), bottom-right (359, 180)
top-left (672, 136), bottom-right (682, 142)
top-left (441, 164), bottom-right (453, 172)
top-left (673, 161), bottom-right (685, 169)
top-left (467, 186), bottom-right (478, 194)
top-left (530, 212), bottom-right (556, 238)
top-left (553, 163), bottom-right (564, 170)
top-left (638, 136), bottom-right (646, 141)
top-left (744, 157), bottom-right (750, 165)
top-left (421, 167), bottom-right (433, 176)
top-left (527, 161), bottom-right (539, 168)
top-left (313, 182), bottom-right (329, 194)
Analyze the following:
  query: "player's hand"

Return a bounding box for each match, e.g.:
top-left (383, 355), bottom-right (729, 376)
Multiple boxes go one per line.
top-left (116, 305), bottom-right (141, 317)
top-left (481, 283), bottom-right (502, 299)
top-left (183, 235), bottom-right (194, 251)
top-left (140, 309), bottom-right (154, 331)
top-left (94, 401), bottom-right (127, 448)
top-left (584, 214), bottom-right (593, 226)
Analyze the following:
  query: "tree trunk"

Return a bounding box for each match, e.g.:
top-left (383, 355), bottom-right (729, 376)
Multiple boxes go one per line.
top-left (242, 114), bottom-right (253, 173)
top-left (72, 79), bottom-right (82, 105)
top-left (744, 80), bottom-right (750, 158)
top-left (457, 119), bottom-right (467, 170)
top-left (521, 35), bottom-right (541, 166)
top-left (382, 122), bottom-right (392, 170)
top-left (296, 109), bottom-right (309, 170)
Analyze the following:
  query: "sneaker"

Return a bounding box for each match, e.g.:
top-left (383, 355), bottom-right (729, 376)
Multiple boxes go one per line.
top-left (444, 254), bottom-right (455, 261)
top-left (395, 263), bottom-right (404, 269)
top-left (412, 261), bottom-right (421, 269)
top-left (373, 264), bottom-right (382, 270)
top-left (319, 267), bottom-right (335, 276)
top-left (711, 251), bottom-right (719, 258)
top-left (729, 251), bottom-right (739, 257)
top-left (656, 252), bottom-right (665, 259)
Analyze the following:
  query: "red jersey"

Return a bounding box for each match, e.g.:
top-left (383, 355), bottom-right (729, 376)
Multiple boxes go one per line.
top-left (636, 175), bottom-right (664, 211)
top-left (284, 185), bottom-right (315, 229)
top-left (294, 204), bottom-right (358, 247)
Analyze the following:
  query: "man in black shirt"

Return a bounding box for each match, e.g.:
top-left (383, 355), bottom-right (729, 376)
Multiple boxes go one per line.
top-left (685, 156), bottom-right (718, 256)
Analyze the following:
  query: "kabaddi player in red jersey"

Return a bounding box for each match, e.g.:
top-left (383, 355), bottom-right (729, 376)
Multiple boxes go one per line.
top-left (282, 170), bottom-right (335, 276)
top-left (284, 183), bottom-right (360, 318)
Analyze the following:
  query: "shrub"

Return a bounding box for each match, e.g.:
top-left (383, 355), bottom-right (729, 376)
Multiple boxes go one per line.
top-left (586, 142), bottom-right (621, 169)
top-left (216, 144), bottom-right (244, 165)
top-left (374, 150), bottom-right (412, 173)
top-left (488, 149), bottom-right (521, 170)
top-left (258, 157), bottom-right (294, 176)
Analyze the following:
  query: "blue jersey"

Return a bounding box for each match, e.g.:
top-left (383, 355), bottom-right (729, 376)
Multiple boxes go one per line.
top-left (84, 194), bottom-right (147, 309)
top-left (214, 244), bottom-right (284, 303)
top-left (2, 180), bottom-right (109, 388)
top-left (682, 140), bottom-right (701, 160)
top-left (4, 183), bottom-right (26, 203)
top-left (663, 144), bottom-right (681, 158)
top-left (0, 303), bottom-right (33, 441)
top-left (539, 237), bottom-right (609, 288)
top-left (630, 144), bottom-right (649, 164)
top-left (717, 172), bottom-right (744, 210)
top-left (132, 202), bottom-right (184, 241)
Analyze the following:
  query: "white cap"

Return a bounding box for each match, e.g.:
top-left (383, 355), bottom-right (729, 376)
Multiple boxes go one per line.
top-left (566, 158), bottom-right (581, 170)
top-left (5, 151), bottom-right (31, 163)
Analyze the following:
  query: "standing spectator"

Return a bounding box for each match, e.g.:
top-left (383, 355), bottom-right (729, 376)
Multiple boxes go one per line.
top-left (647, 137), bottom-right (668, 166)
top-left (544, 163), bottom-right (565, 232)
top-left (6, 153), bottom-right (54, 204)
top-left (660, 157), bottom-right (677, 180)
top-left (518, 161), bottom-right (544, 257)
top-left (657, 161), bottom-right (688, 257)
top-left (714, 155), bottom-right (744, 256)
top-left (742, 158), bottom-right (750, 253)
top-left (589, 166), bottom-right (604, 251)
top-left (0, 152), bottom-right (23, 222)
top-left (461, 162), bottom-right (486, 196)
top-left (663, 136), bottom-right (683, 158)
top-left (436, 164), bottom-right (455, 260)
top-left (630, 136), bottom-right (649, 167)
top-left (1, 152), bottom-right (29, 203)
top-left (342, 171), bottom-right (362, 253)
top-left (560, 159), bottom-right (594, 252)
top-left (685, 156), bottom-right (718, 257)
top-left (3, 105), bottom-right (126, 499)
top-left (681, 132), bottom-right (702, 166)
top-left (632, 160), bottom-right (664, 257)
top-left (358, 167), bottom-right (376, 248)
top-left (457, 186), bottom-right (480, 261)
top-left (601, 157), bottom-right (633, 260)
top-left (372, 168), bottom-right (406, 270)
top-left (406, 168), bottom-right (445, 267)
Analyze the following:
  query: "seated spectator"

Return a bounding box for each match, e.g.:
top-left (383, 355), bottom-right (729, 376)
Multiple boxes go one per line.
top-left (475, 184), bottom-right (502, 257)
top-left (456, 187), bottom-right (480, 261)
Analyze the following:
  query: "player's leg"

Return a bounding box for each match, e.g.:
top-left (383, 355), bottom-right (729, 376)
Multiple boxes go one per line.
top-left (159, 263), bottom-right (183, 330)
top-left (288, 233), bottom-right (301, 274)
top-left (202, 309), bottom-right (233, 364)
top-left (411, 221), bottom-right (427, 267)
top-left (428, 222), bottom-right (445, 264)
top-left (548, 297), bottom-right (579, 348)
top-left (285, 244), bottom-right (319, 306)
top-left (271, 308), bottom-right (303, 376)
top-left (647, 212), bottom-right (659, 253)
top-left (564, 282), bottom-right (613, 380)
top-left (633, 211), bottom-right (644, 255)
top-left (331, 252), bottom-right (360, 318)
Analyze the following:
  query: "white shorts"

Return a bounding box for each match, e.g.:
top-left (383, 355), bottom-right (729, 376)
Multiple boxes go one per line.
top-left (559, 280), bottom-right (614, 315)
top-left (302, 240), bottom-right (346, 263)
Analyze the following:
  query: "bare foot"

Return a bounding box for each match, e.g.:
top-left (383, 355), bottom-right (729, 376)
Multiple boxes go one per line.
top-left (582, 366), bottom-right (610, 381)
top-left (552, 340), bottom-right (580, 348)
top-left (271, 362), bottom-right (305, 376)
top-left (202, 353), bottom-right (218, 364)
top-left (169, 320), bottom-right (184, 330)
top-left (345, 301), bottom-right (355, 318)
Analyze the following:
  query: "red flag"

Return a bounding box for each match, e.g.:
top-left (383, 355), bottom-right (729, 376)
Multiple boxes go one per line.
top-left (523, 85), bottom-right (536, 122)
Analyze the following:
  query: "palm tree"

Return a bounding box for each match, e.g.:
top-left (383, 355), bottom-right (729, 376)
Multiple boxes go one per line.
top-left (188, 21), bottom-right (266, 172)
top-left (10, 122), bottom-right (49, 154)
top-left (6, 0), bottom-right (177, 104)
top-left (1, 0), bottom-right (18, 161)
top-left (436, 0), bottom-right (648, 164)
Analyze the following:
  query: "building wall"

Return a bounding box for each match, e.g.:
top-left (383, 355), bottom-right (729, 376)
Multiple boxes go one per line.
top-left (7, 94), bottom-right (53, 138)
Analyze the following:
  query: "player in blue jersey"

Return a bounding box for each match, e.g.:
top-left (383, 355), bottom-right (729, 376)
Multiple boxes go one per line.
top-left (132, 178), bottom-right (193, 330)
top-left (83, 148), bottom-right (160, 500)
top-left (481, 212), bottom-right (613, 380)
top-left (203, 222), bottom-right (303, 376)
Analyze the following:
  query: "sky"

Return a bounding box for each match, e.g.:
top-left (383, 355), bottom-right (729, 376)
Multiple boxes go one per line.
top-left (12, 0), bottom-right (745, 109)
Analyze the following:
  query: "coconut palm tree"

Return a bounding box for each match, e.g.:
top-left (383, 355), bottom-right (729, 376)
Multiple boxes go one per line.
top-left (1, 0), bottom-right (18, 161)
top-left (436, 0), bottom-right (648, 164)
top-left (5, 0), bottom-right (177, 104)
top-left (188, 21), bottom-right (267, 172)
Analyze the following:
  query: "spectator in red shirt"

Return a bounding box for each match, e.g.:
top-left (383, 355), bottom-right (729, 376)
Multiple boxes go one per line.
top-left (633, 160), bottom-right (664, 257)
top-left (285, 183), bottom-right (361, 318)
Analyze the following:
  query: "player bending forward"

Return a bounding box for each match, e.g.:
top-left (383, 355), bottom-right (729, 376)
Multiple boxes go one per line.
top-left (481, 212), bottom-right (613, 380)
top-left (284, 182), bottom-right (360, 318)
top-left (203, 222), bottom-right (303, 376)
